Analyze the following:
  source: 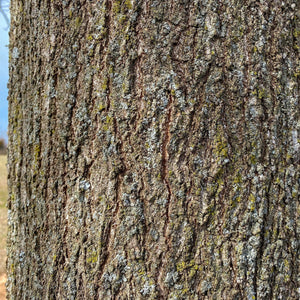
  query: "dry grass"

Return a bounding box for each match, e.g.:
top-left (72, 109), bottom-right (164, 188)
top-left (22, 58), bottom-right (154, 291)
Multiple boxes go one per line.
top-left (0, 274), bottom-right (5, 299)
top-left (0, 155), bottom-right (7, 208)
top-left (0, 155), bottom-right (7, 298)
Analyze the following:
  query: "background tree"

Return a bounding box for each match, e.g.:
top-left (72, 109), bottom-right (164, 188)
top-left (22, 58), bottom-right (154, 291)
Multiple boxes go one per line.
top-left (0, 0), bottom-right (9, 29)
top-left (7, 0), bottom-right (299, 299)
top-left (0, 138), bottom-right (6, 155)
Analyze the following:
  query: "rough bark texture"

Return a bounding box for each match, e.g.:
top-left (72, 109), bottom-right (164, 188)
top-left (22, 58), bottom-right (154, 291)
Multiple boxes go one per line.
top-left (7, 0), bottom-right (299, 299)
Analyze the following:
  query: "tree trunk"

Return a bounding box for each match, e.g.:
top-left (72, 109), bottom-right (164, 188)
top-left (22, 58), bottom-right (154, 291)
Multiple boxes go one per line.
top-left (7, 0), bottom-right (299, 299)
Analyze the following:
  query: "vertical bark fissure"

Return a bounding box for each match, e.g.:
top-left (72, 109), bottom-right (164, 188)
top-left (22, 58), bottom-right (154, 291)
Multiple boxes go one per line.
top-left (157, 92), bottom-right (173, 296)
top-left (96, 117), bottom-right (127, 296)
top-left (104, 0), bottom-right (112, 112)
top-left (162, 93), bottom-right (173, 220)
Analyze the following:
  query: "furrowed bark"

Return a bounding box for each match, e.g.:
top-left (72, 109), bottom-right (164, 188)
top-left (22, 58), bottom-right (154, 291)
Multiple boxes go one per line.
top-left (7, 0), bottom-right (299, 299)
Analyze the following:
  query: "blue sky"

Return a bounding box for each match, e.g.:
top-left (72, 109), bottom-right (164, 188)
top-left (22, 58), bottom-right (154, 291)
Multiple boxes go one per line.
top-left (0, 5), bottom-right (9, 143)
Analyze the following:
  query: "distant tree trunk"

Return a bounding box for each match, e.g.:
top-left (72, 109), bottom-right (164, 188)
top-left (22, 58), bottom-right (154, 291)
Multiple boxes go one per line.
top-left (7, 0), bottom-right (299, 299)
top-left (0, 139), bottom-right (6, 155)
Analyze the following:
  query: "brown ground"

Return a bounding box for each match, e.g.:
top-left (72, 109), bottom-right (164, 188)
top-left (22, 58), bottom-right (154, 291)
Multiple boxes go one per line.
top-left (0, 155), bottom-right (7, 299)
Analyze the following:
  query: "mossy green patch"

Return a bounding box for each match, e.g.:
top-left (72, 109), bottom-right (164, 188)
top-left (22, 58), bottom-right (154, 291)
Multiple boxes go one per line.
top-left (86, 250), bottom-right (98, 264)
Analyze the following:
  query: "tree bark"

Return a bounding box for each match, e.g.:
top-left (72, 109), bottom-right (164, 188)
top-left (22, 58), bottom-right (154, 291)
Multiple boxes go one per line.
top-left (7, 0), bottom-right (299, 299)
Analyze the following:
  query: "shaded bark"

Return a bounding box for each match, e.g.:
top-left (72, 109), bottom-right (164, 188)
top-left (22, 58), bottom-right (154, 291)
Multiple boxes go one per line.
top-left (7, 0), bottom-right (299, 299)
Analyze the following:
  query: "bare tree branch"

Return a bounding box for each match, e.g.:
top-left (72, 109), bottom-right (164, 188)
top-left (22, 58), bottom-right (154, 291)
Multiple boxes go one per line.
top-left (0, 0), bottom-right (9, 30)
